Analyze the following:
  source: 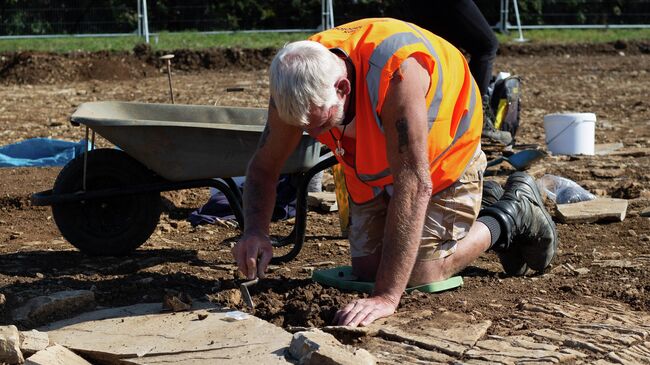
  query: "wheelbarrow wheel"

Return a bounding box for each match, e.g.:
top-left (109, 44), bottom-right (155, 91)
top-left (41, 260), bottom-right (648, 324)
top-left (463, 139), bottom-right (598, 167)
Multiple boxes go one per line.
top-left (51, 148), bottom-right (161, 256)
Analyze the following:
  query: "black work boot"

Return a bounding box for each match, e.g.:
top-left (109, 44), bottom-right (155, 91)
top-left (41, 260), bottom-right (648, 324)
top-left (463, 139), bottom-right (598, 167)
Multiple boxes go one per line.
top-left (480, 180), bottom-right (528, 276)
top-left (481, 96), bottom-right (513, 146)
top-left (481, 172), bottom-right (558, 273)
top-left (481, 180), bottom-right (504, 208)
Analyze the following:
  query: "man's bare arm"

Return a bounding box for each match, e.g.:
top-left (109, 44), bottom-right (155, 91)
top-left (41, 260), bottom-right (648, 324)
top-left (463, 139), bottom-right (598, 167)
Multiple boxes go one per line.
top-left (374, 56), bottom-right (432, 302)
top-left (233, 101), bottom-right (303, 278)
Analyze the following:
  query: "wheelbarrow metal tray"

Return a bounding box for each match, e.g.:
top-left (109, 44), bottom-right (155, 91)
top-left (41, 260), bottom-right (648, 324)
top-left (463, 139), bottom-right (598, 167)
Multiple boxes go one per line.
top-left (71, 101), bottom-right (321, 181)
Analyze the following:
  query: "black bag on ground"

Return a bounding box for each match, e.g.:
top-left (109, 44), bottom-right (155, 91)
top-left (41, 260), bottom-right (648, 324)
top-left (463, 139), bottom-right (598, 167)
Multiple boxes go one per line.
top-left (489, 75), bottom-right (521, 140)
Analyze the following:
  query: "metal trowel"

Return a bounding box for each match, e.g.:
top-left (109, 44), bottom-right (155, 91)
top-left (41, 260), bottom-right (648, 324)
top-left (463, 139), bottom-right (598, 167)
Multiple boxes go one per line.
top-left (487, 149), bottom-right (547, 171)
top-left (239, 278), bottom-right (259, 309)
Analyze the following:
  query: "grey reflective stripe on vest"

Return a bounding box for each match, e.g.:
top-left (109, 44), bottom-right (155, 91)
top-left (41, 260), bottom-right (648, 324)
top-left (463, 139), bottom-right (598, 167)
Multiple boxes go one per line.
top-left (366, 26), bottom-right (444, 132)
top-left (358, 168), bottom-right (392, 182)
top-left (429, 86), bottom-right (477, 168)
top-left (366, 31), bottom-right (421, 131)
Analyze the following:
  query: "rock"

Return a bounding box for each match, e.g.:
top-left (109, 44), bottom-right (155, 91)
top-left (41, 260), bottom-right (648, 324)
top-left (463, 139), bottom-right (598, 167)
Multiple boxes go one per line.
top-left (591, 259), bottom-right (642, 268)
top-left (594, 142), bottom-right (624, 155)
top-left (24, 344), bottom-right (91, 365)
top-left (591, 168), bottom-right (625, 178)
top-left (307, 192), bottom-right (339, 212)
top-left (0, 325), bottom-right (24, 364)
top-left (367, 310), bottom-right (491, 358)
top-left (465, 335), bottom-right (585, 363)
top-left (289, 329), bottom-right (375, 365)
top-left (211, 289), bottom-right (242, 308)
top-left (12, 290), bottom-right (95, 327)
top-left (640, 206), bottom-right (650, 217)
top-left (161, 290), bottom-right (192, 312)
top-left (556, 198), bottom-right (628, 223)
top-left (0, 293), bottom-right (5, 307)
top-left (41, 302), bottom-right (292, 364)
top-left (19, 330), bottom-right (50, 356)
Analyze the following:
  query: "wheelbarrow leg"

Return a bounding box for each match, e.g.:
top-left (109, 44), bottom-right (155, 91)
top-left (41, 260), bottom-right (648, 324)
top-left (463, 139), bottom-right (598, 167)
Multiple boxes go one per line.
top-left (270, 154), bottom-right (338, 264)
top-left (208, 179), bottom-right (245, 230)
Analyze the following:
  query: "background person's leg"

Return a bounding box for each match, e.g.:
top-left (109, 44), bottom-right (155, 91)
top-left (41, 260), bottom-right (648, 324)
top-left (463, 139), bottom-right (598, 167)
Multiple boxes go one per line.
top-left (401, 0), bottom-right (498, 96)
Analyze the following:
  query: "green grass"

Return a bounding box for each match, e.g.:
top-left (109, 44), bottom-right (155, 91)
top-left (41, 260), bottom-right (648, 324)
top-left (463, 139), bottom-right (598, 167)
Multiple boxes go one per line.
top-left (0, 31), bottom-right (312, 53)
top-left (0, 28), bottom-right (648, 53)
top-left (497, 28), bottom-right (650, 44)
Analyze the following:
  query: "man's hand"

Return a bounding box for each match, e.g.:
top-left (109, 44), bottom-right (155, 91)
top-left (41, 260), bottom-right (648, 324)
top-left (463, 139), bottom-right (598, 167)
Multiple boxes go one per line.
top-left (231, 234), bottom-right (273, 280)
top-left (333, 295), bottom-right (398, 327)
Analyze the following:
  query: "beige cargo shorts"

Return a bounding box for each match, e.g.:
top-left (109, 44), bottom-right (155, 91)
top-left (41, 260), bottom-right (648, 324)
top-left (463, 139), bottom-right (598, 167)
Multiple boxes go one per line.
top-left (348, 146), bottom-right (487, 261)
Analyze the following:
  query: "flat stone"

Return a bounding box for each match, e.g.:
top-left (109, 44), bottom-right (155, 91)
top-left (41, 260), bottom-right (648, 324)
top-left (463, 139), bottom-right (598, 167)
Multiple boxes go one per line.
top-left (25, 344), bottom-right (91, 365)
top-left (0, 325), bottom-right (24, 364)
top-left (367, 310), bottom-right (491, 357)
top-left (556, 198), bottom-right (628, 223)
top-left (606, 147), bottom-right (650, 157)
top-left (13, 290), bottom-right (95, 327)
top-left (362, 336), bottom-right (454, 364)
top-left (591, 168), bottom-right (625, 178)
top-left (591, 259), bottom-right (642, 268)
top-left (41, 302), bottom-right (292, 364)
top-left (594, 142), bottom-right (624, 155)
top-left (465, 335), bottom-right (584, 364)
top-left (289, 329), bottom-right (375, 365)
top-left (19, 330), bottom-right (50, 356)
top-left (517, 299), bottom-right (650, 354)
top-left (307, 192), bottom-right (338, 212)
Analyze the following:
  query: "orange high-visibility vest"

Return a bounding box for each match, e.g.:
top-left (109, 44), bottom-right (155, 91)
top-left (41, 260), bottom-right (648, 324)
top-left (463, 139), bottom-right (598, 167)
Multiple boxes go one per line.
top-left (310, 18), bottom-right (482, 204)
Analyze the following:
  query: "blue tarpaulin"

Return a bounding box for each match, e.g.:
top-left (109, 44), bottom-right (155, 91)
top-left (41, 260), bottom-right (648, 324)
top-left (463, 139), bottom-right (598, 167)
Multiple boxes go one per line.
top-left (0, 138), bottom-right (87, 167)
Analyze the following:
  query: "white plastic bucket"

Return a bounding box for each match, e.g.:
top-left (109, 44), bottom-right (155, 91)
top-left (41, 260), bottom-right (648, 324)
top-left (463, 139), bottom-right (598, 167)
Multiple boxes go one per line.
top-left (543, 113), bottom-right (596, 155)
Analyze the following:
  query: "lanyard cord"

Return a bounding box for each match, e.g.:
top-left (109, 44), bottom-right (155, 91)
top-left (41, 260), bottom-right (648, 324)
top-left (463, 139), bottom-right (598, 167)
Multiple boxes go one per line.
top-left (329, 123), bottom-right (348, 157)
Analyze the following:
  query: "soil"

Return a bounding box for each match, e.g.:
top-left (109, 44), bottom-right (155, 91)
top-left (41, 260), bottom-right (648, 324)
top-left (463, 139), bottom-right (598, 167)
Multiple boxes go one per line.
top-left (0, 42), bottom-right (649, 362)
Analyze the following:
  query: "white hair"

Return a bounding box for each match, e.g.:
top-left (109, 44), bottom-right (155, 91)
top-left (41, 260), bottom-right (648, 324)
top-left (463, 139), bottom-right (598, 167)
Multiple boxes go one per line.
top-left (269, 40), bottom-right (344, 126)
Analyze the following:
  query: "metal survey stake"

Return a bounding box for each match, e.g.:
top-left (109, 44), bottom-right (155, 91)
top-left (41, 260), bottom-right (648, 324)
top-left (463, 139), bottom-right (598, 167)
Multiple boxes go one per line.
top-left (160, 54), bottom-right (175, 104)
top-left (239, 278), bottom-right (259, 309)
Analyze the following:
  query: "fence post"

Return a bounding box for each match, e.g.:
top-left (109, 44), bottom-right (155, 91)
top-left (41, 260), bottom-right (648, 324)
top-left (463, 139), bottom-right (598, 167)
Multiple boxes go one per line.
top-left (137, 0), bottom-right (142, 36)
top-left (142, 0), bottom-right (150, 43)
top-left (499, 0), bottom-right (508, 33)
top-left (512, 0), bottom-right (527, 42)
top-left (322, 0), bottom-right (334, 30)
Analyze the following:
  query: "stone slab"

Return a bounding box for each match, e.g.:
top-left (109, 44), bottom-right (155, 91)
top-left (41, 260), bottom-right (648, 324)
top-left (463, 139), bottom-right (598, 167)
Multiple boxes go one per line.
top-left (41, 302), bottom-right (293, 364)
top-left (19, 329), bottom-right (50, 356)
top-left (290, 329), bottom-right (375, 365)
top-left (25, 344), bottom-right (92, 365)
top-left (594, 142), bottom-right (624, 155)
top-left (362, 336), bottom-right (454, 365)
top-left (556, 198), bottom-right (628, 223)
top-left (13, 290), bottom-right (95, 327)
top-left (367, 310), bottom-right (491, 358)
top-left (464, 335), bottom-right (586, 364)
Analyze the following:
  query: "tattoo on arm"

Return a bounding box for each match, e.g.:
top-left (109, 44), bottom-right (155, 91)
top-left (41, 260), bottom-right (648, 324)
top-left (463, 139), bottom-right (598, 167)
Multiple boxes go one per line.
top-left (396, 118), bottom-right (409, 154)
top-left (258, 124), bottom-right (271, 148)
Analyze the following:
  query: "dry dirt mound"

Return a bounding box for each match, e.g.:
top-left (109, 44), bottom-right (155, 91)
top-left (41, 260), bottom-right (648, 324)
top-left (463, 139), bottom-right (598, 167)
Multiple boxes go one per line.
top-left (1, 41), bottom-right (649, 85)
top-left (0, 45), bottom-right (276, 85)
top-left (498, 39), bottom-right (650, 56)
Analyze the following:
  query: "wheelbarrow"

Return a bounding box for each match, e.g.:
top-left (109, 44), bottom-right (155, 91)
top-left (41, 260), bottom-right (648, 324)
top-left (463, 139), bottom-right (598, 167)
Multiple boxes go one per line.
top-left (31, 101), bottom-right (337, 264)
